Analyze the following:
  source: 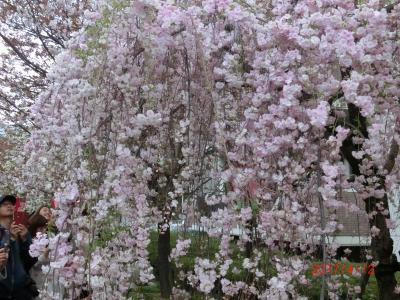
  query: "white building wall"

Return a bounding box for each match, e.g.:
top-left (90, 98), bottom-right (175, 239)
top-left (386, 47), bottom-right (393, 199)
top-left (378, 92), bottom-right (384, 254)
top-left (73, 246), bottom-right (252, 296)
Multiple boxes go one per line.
top-left (389, 187), bottom-right (400, 260)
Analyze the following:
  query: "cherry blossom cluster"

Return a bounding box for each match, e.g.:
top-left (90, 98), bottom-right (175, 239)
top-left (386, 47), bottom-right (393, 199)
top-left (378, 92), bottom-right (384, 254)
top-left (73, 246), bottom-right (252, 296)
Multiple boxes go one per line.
top-left (17, 0), bottom-right (400, 298)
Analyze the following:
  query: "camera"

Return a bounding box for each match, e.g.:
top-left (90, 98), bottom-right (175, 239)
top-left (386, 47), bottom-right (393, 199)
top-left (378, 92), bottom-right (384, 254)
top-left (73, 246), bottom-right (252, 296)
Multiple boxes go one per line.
top-left (0, 227), bottom-right (10, 279)
top-left (0, 227), bottom-right (10, 250)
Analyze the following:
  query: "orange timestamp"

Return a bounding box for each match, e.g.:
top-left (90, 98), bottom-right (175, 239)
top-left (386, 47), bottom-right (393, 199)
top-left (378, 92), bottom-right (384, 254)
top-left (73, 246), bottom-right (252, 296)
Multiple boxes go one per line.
top-left (311, 262), bottom-right (375, 276)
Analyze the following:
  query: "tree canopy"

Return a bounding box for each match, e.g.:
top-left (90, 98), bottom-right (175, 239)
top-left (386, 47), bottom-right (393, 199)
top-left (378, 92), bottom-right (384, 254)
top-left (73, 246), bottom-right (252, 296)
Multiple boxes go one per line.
top-left (3, 0), bottom-right (400, 299)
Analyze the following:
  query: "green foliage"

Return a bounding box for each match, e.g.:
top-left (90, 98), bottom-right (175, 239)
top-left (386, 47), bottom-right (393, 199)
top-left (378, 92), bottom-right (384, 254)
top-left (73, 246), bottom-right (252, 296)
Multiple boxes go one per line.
top-left (75, 0), bottom-right (131, 61)
top-left (91, 209), bottom-right (130, 249)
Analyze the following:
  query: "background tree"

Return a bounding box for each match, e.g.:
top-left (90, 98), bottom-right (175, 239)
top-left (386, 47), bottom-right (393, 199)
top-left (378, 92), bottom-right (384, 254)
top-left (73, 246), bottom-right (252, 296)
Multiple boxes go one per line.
top-left (0, 0), bottom-right (94, 131)
top-left (0, 0), bottom-right (95, 205)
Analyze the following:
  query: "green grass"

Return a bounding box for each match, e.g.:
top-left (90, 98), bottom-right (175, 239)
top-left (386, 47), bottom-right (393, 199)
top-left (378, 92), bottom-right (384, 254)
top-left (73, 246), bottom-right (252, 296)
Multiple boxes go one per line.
top-left (130, 283), bottom-right (162, 300)
top-left (299, 261), bottom-right (400, 299)
top-left (131, 230), bottom-right (218, 299)
top-left (130, 231), bottom-right (395, 299)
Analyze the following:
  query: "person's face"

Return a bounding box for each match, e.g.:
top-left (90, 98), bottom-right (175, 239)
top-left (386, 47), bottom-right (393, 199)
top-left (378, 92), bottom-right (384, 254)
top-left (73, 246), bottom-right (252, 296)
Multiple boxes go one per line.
top-left (0, 201), bottom-right (14, 218)
top-left (39, 207), bottom-right (52, 221)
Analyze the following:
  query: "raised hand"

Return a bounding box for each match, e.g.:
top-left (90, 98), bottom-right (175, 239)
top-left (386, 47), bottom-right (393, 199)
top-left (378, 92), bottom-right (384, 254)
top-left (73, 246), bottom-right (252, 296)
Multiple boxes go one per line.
top-left (0, 248), bottom-right (9, 270)
top-left (17, 224), bottom-right (29, 242)
top-left (10, 222), bottom-right (20, 241)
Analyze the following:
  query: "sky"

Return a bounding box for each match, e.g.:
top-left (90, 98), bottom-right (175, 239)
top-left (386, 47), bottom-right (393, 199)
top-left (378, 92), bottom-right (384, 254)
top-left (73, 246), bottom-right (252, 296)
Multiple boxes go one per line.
top-left (0, 41), bottom-right (6, 122)
top-left (0, 39), bottom-right (6, 122)
top-left (0, 40), bottom-right (5, 54)
top-left (0, 39), bottom-right (28, 122)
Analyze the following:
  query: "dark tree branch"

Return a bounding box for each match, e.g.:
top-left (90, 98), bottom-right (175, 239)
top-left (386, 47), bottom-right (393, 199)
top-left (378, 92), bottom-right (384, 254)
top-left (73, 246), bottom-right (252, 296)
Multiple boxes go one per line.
top-left (0, 32), bottom-right (47, 77)
top-left (0, 94), bottom-right (30, 118)
top-left (34, 27), bottom-right (55, 61)
top-left (385, 1), bottom-right (400, 13)
top-left (41, 28), bottom-right (66, 48)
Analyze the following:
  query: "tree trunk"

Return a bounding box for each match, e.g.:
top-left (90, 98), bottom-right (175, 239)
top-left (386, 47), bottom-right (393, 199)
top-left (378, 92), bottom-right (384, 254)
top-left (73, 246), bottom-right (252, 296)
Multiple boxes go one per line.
top-left (365, 194), bottom-right (400, 300)
top-left (245, 218), bottom-right (255, 258)
top-left (158, 225), bottom-right (172, 298)
top-left (340, 103), bottom-right (400, 299)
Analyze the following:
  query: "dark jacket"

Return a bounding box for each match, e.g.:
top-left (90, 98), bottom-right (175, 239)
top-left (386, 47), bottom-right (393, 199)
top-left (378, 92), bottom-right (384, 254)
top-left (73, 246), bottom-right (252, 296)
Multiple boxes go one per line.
top-left (0, 228), bottom-right (37, 300)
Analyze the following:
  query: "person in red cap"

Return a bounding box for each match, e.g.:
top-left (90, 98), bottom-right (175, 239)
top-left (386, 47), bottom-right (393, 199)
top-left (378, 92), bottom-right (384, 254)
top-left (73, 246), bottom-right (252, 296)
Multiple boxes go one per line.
top-left (0, 195), bottom-right (38, 300)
